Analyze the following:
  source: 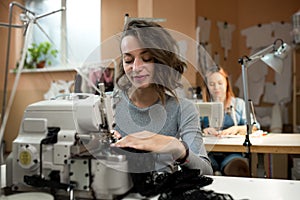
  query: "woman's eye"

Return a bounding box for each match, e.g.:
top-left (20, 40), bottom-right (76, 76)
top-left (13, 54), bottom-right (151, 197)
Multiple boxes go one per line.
top-left (142, 53), bottom-right (153, 62)
top-left (124, 59), bottom-right (133, 64)
top-left (123, 56), bottom-right (133, 64)
top-left (142, 57), bottom-right (153, 62)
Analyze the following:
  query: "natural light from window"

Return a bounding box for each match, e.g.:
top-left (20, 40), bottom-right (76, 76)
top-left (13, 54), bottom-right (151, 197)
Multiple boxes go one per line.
top-left (25, 0), bottom-right (101, 68)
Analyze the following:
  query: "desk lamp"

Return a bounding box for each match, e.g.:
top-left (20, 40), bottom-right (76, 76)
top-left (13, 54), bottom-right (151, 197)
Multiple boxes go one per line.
top-left (238, 38), bottom-right (291, 175)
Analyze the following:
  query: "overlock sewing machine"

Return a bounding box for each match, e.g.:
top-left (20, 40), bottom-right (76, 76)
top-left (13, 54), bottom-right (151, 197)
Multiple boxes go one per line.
top-left (5, 87), bottom-right (133, 199)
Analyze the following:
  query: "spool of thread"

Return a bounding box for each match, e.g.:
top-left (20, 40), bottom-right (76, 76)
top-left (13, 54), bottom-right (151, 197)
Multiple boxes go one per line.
top-left (270, 103), bottom-right (282, 133)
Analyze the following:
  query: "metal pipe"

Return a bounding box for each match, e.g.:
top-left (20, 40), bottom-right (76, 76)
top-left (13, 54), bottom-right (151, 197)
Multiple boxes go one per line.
top-left (1, 1), bottom-right (36, 124)
top-left (239, 58), bottom-right (252, 177)
top-left (0, 23), bottom-right (25, 28)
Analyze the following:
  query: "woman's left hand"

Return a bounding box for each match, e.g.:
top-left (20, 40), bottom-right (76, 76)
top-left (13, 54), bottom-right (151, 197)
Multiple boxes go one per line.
top-left (111, 131), bottom-right (186, 160)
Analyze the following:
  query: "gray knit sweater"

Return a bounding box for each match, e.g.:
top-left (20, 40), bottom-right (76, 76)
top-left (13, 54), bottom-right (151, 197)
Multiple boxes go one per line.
top-left (113, 90), bottom-right (213, 175)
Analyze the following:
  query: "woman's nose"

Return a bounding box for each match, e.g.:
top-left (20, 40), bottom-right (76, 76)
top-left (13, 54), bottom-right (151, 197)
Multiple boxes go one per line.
top-left (132, 58), bottom-right (143, 71)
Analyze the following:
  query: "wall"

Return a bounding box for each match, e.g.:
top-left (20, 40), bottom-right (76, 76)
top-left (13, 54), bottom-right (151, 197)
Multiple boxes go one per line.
top-left (102, 0), bottom-right (137, 41)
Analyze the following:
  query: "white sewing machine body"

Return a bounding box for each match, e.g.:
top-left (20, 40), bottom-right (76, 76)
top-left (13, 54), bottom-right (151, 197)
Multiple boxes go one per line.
top-left (6, 93), bottom-right (132, 200)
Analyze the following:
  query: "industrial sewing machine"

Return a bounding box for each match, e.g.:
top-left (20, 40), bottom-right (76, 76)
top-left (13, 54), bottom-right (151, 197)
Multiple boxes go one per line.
top-left (5, 89), bottom-right (133, 200)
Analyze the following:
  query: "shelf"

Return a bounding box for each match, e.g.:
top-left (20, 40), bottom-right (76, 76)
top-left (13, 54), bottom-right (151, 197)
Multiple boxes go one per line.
top-left (9, 66), bottom-right (78, 73)
top-left (293, 46), bottom-right (300, 132)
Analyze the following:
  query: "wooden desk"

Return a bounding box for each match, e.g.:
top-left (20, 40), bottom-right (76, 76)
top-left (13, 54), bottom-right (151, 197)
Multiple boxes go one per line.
top-left (204, 133), bottom-right (300, 154)
top-left (204, 133), bottom-right (300, 178)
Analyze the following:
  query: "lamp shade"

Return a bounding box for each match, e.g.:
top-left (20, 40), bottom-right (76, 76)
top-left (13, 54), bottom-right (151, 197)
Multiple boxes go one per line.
top-left (260, 42), bottom-right (291, 74)
top-left (261, 53), bottom-right (284, 74)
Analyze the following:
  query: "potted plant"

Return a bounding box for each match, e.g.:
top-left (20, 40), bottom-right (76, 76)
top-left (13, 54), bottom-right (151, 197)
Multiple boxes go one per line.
top-left (25, 41), bottom-right (58, 69)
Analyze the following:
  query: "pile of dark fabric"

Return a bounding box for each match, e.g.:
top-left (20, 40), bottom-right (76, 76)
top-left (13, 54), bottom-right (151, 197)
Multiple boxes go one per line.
top-left (130, 168), bottom-right (234, 200)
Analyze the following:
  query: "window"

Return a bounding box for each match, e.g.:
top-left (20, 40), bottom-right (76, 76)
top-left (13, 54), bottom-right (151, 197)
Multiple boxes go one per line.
top-left (25, 0), bottom-right (101, 67)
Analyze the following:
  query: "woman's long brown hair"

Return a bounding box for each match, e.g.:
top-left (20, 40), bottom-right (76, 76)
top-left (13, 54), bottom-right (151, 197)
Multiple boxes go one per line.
top-left (116, 20), bottom-right (187, 104)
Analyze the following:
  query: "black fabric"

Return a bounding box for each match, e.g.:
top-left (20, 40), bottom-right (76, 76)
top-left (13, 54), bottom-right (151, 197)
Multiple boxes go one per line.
top-left (130, 168), bottom-right (234, 200)
top-left (159, 188), bottom-right (234, 200)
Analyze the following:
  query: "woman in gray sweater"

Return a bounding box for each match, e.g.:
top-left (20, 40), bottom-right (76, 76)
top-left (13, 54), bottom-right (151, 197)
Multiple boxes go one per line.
top-left (111, 20), bottom-right (212, 175)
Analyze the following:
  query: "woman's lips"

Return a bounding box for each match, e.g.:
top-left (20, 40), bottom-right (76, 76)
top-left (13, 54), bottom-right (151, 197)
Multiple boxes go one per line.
top-left (133, 75), bottom-right (148, 82)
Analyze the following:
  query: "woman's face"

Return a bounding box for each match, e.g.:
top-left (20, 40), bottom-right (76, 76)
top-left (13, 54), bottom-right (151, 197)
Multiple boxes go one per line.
top-left (121, 35), bottom-right (155, 89)
top-left (206, 72), bottom-right (227, 102)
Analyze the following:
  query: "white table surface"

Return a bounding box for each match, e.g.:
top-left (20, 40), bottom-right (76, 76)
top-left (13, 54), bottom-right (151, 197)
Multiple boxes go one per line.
top-left (203, 175), bottom-right (300, 200)
top-left (125, 175), bottom-right (300, 200)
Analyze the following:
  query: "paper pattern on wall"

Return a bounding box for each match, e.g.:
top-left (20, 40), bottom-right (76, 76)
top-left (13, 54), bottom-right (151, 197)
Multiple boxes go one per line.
top-left (197, 16), bottom-right (211, 43)
top-left (241, 24), bottom-right (273, 49)
top-left (217, 21), bottom-right (235, 59)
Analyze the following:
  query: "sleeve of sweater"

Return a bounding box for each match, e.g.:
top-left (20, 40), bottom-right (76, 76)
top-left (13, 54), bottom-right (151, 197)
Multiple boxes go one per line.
top-left (178, 99), bottom-right (213, 175)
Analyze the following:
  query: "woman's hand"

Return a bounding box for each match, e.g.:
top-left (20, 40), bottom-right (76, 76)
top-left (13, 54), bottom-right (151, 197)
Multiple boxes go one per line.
top-left (221, 125), bottom-right (246, 135)
top-left (111, 131), bottom-right (186, 160)
top-left (203, 125), bottom-right (247, 136)
top-left (203, 127), bottom-right (219, 136)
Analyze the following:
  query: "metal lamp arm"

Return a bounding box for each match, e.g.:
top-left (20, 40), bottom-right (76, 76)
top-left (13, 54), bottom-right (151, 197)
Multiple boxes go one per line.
top-left (246, 38), bottom-right (286, 66)
top-left (249, 44), bottom-right (274, 60)
top-left (35, 7), bottom-right (66, 21)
